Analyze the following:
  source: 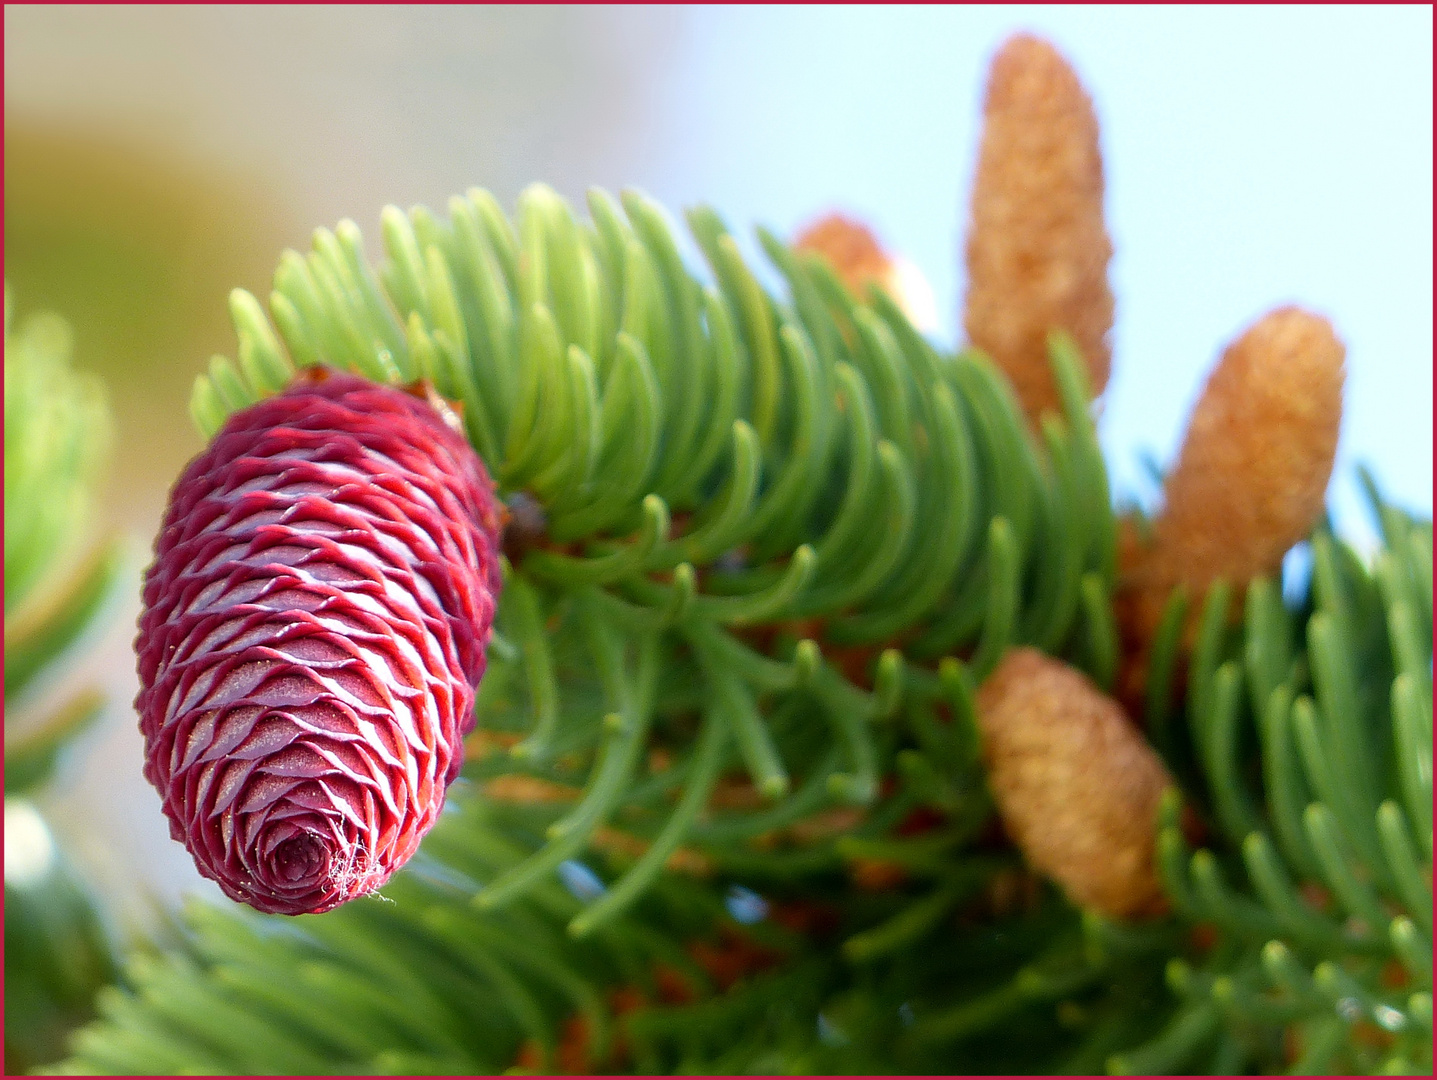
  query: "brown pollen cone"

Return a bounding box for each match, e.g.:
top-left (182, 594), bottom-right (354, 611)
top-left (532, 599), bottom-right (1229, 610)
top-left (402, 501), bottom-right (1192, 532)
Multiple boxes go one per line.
top-left (963, 33), bottom-right (1114, 424)
top-left (795, 214), bottom-right (894, 297)
top-left (977, 649), bottom-right (1172, 920)
top-left (1120, 307), bottom-right (1345, 668)
top-left (794, 213), bottom-right (936, 331)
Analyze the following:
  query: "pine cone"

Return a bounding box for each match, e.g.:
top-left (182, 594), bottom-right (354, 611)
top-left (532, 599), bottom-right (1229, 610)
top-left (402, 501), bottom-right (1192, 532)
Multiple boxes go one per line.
top-left (976, 649), bottom-right (1172, 920)
top-left (963, 33), bottom-right (1114, 423)
top-left (135, 370), bottom-right (503, 915)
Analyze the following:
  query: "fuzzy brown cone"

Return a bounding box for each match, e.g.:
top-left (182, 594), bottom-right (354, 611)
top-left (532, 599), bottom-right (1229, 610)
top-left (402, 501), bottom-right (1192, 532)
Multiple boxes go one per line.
top-left (794, 213), bottom-right (937, 332)
top-left (963, 33), bottom-right (1114, 423)
top-left (1121, 307), bottom-right (1345, 658)
top-left (795, 214), bottom-right (893, 296)
top-left (977, 649), bottom-right (1172, 920)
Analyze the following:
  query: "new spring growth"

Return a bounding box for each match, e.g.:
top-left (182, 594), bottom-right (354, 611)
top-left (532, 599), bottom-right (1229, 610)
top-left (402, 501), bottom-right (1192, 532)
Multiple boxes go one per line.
top-left (1124, 307), bottom-right (1345, 650)
top-left (963, 33), bottom-right (1114, 426)
top-left (976, 649), bottom-right (1172, 920)
top-left (793, 213), bottom-right (938, 333)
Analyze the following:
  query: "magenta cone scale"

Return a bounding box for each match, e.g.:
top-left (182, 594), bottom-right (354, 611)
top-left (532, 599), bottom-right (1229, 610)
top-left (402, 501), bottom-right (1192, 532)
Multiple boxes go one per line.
top-left (136, 370), bottom-right (504, 915)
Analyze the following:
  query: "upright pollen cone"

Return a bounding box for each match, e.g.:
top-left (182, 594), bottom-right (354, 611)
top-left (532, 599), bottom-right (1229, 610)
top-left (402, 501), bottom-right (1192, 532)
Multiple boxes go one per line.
top-left (794, 213), bottom-right (939, 333)
top-left (135, 370), bottom-right (504, 915)
top-left (977, 649), bottom-right (1172, 920)
top-left (963, 33), bottom-right (1114, 424)
top-left (1123, 307), bottom-right (1345, 651)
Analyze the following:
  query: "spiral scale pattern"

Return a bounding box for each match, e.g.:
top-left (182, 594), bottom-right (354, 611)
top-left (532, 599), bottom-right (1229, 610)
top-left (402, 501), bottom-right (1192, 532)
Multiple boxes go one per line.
top-left (136, 371), bottom-right (503, 914)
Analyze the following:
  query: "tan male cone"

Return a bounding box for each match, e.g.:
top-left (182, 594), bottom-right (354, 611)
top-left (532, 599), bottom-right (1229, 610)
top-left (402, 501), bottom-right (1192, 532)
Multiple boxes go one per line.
top-left (1122, 307), bottom-right (1345, 659)
top-left (964, 33), bottom-right (1114, 424)
top-left (794, 213), bottom-right (939, 333)
top-left (977, 649), bottom-right (1172, 920)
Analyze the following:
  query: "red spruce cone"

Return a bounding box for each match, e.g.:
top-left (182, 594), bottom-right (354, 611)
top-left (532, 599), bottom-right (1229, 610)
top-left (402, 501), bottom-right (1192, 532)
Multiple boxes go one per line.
top-left (135, 370), bottom-right (503, 915)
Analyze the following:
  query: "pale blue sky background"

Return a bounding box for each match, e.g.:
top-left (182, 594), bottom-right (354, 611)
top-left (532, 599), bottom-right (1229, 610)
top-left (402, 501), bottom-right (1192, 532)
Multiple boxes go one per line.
top-left (9, 4), bottom-right (1432, 540)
